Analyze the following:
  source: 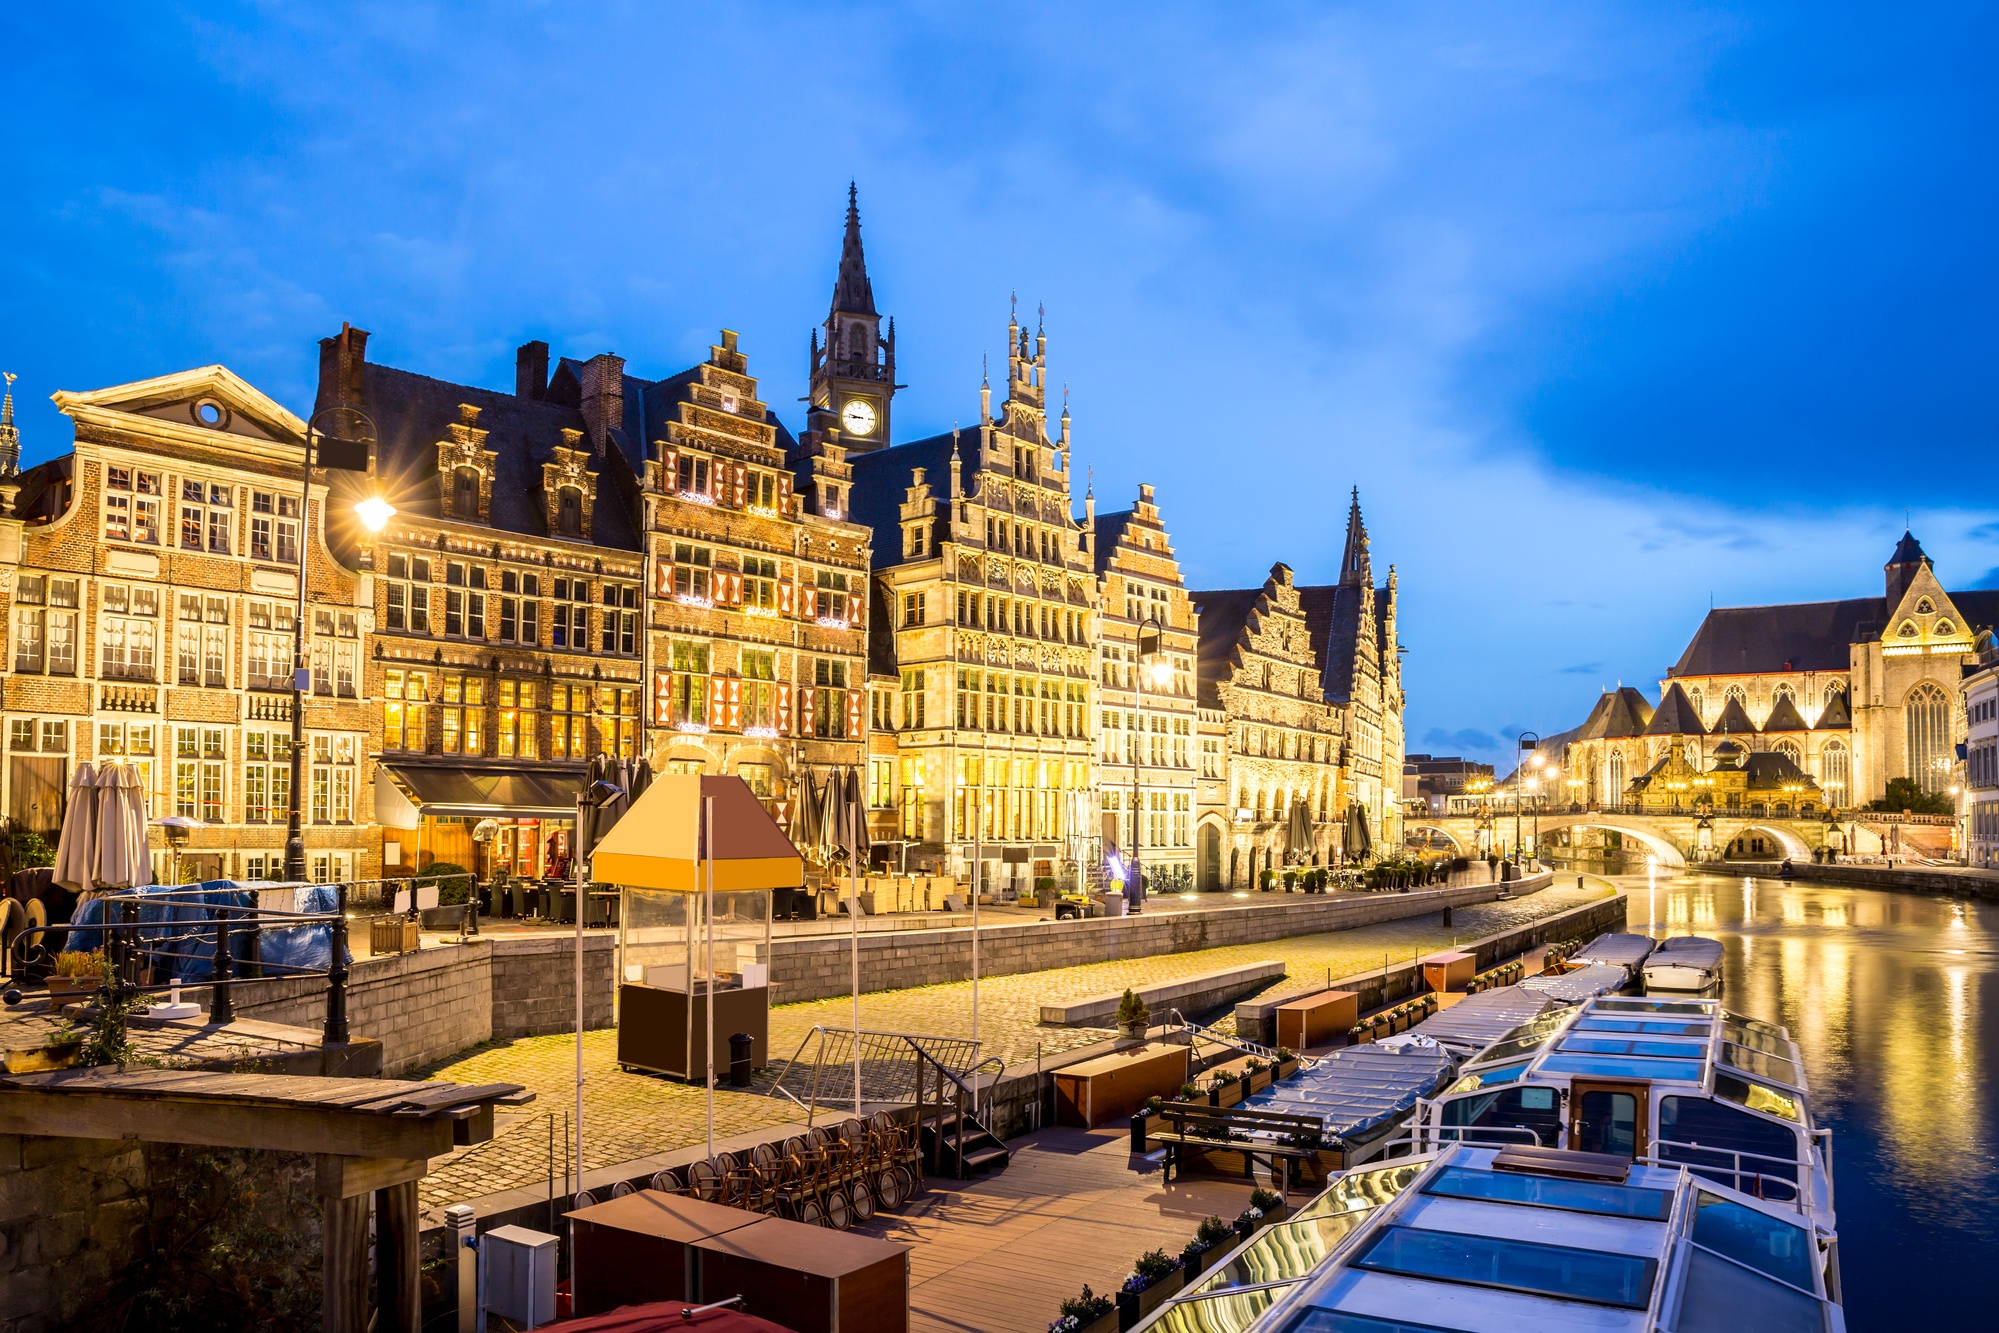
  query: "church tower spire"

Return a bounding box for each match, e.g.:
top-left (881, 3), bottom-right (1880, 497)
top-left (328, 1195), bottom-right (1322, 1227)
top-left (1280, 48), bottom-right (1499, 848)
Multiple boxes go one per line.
top-left (0, 373), bottom-right (19, 477)
top-left (1339, 487), bottom-right (1372, 587)
top-left (806, 183), bottom-right (896, 452)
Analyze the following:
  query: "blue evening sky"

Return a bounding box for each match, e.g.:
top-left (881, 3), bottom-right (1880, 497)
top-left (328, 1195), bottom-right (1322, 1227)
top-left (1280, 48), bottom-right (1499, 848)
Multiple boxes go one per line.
top-left (4, 4), bottom-right (1994, 766)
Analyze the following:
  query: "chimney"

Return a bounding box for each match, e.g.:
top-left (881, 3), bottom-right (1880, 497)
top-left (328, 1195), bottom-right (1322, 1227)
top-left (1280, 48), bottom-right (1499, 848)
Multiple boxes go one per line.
top-left (516, 341), bottom-right (549, 400)
top-left (578, 353), bottom-right (625, 455)
top-left (317, 322), bottom-right (370, 408)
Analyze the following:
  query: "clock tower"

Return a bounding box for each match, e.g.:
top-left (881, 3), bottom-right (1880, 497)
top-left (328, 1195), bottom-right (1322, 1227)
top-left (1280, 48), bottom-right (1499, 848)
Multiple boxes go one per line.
top-left (807, 184), bottom-right (898, 454)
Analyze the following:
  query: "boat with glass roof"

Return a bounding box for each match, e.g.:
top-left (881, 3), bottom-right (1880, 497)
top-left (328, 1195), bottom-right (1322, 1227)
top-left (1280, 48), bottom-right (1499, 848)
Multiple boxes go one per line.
top-left (1412, 995), bottom-right (1834, 1238)
top-left (1130, 1138), bottom-right (1844, 1332)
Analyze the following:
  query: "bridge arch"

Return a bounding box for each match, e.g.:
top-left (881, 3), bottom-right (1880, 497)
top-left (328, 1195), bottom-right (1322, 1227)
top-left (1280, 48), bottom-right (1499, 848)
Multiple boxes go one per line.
top-left (1408, 823), bottom-right (1468, 852)
top-left (1532, 815), bottom-right (1687, 869)
top-left (1710, 822), bottom-right (1814, 862)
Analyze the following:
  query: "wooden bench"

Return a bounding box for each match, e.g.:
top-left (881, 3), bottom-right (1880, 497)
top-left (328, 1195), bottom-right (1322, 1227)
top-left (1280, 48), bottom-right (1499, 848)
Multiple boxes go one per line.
top-left (1155, 1101), bottom-right (1326, 1198)
top-left (1274, 990), bottom-right (1358, 1049)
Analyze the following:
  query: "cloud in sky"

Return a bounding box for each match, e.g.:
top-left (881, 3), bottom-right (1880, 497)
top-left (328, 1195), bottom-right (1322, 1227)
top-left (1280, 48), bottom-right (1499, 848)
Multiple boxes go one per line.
top-left (0, 3), bottom-right (1991, 771)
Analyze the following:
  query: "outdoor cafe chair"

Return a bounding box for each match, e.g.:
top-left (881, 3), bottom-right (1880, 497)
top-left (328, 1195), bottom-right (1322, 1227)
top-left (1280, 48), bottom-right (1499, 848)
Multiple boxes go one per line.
top-left (648, 1168), bottom-right (685, 1195)
top-left (685, 1158), bottom-right (727, 1203)
top-left (609, 1180), bottom-right (637, 1200)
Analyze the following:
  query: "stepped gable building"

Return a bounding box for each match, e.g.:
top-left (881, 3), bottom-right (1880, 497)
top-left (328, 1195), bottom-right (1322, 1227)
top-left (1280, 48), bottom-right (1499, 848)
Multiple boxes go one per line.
top-left (316, 317), bottom-right (868, 879)
top-left (1191, 495), bottom-right (1406, 889)
top-left (848, 301), bottom-right (1097, 893)
top-left (0, 366), bottom-right (370, 882)
top-left (1093, 483), bottom-right (1199, 888)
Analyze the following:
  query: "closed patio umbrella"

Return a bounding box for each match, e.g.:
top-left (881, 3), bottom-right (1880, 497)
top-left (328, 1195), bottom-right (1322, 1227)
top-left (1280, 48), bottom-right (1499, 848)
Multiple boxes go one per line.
top-left (792, 770), bottom-right (822, 856)
top-left (91, 763), bottom-right (153, 892)
top-left (51, 762), bottom-right (99, 893)
top-left (1345, 802), bottom-right (1373, 863)
top-left (1286, 798), bottom-right (1312, 863)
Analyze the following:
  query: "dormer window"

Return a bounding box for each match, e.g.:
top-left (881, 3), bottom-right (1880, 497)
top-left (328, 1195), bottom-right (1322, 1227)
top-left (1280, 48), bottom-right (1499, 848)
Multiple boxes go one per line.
top-left (454, 467), bottom-right (480, 518)
top-left (558, 487), bottom-right (583, 537)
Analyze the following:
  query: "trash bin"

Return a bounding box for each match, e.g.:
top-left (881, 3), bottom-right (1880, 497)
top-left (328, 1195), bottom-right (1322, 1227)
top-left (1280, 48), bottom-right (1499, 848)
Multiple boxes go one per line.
top-left (728, 1032), bottom-right (754, 1087)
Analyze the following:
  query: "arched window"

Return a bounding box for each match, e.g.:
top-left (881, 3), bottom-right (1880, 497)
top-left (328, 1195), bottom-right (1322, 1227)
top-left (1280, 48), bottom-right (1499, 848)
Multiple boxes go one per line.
top-left (1774, 739), bottom-right (1801, 766)
top-left (1825, 681), bottom-right (1846, 705)
top-left (1907, 682), bottom-right (1950, 792)
top-left (557, 486), bottom-right (583, 537)
top-left (1725, 684), bottom-right (1745, 705)
top-left (1688, 687), bottom-right (1704, 720)
top-left (1937, 619), bottom-right (1956, 637)
top-left (1607, 751), bottom-right (1625, 805)
top-left (849, 322), bottom-right (870, 360)
top-left (454, 466), bottom-right (480, 517)
top-left (1773, 683), bottom-right (1794, 704)
top-left (1915, 597), bottom-right (1935, 614)
top-left (1820, 741), bottom-right (1849, 806)
top-left (1898, 620), bottom-right (1919, 638)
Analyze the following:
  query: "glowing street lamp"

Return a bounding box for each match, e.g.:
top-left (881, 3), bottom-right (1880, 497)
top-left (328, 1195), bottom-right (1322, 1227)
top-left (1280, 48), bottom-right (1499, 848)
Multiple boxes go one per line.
top-left (354, 495), bottom-right (396, 532)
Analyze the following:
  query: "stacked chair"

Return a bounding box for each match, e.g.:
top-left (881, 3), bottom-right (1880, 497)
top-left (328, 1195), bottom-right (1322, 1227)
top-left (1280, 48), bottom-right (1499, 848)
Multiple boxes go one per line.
top-left (643, 1112), bottom-right (923, 1231)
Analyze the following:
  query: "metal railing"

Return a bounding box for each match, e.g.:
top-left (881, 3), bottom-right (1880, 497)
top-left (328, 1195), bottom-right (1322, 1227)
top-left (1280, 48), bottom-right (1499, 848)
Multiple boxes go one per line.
top-left (766, 1025), bottom-right (1005, 1179)
top-left (4, 883), bottom-right (355, 1042)
top-left (1165, 1008), bottom-right (1319, 1070)
top-left (1639, 1138), bottom-right (1809, 1213)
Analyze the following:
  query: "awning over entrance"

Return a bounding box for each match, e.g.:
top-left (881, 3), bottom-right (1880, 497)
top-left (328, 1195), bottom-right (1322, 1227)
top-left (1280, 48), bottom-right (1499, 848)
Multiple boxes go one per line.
top-left (377, 763), bottom-right (585, 820)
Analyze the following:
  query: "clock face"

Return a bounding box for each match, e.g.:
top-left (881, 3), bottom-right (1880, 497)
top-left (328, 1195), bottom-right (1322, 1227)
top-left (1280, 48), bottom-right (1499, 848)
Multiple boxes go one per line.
top-left (841, 398), bottom-right (877, 437)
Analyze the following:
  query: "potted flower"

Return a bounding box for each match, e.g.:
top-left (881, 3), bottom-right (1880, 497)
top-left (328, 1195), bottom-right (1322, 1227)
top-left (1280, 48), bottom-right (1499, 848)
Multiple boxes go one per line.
top-left (1181, 1215), bottom-right (1234, 1282)
top-left (1242, 1057), bottom-right (1269, 1092)
top-left (1050, 1285), bottom-right (1117, 1333)
top-left (1116, 1249), bottom-right (1184, 1330)
top-left (1211, 1069), bottom-right (1243, 1108)
top-left (46, 951), bottom-right (106, 1009)
top-left (1130, 1095), bottom-right (1164, 1153)
top-left (1274, 1047), bottom-right (1300, 1079)
top-left (1116, 989), bottom-right (1151, 1041)
top-left (1234, 1187), bottom-right (1287, 1239)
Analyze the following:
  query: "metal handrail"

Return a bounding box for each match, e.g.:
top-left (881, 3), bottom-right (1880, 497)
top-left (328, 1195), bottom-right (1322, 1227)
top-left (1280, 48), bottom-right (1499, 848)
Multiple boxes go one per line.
top-left (1639, 1138), bottom-right (1808, 1213)
top-left (1166, 1008), bottom-right (1318, 1069)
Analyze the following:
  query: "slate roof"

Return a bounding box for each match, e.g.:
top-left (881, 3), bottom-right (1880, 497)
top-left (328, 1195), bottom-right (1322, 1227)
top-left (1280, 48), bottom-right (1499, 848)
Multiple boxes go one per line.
top-left (1670, 589), bottom-right (1999, 676)
top-left (847, 429), bottom-right (977, 571)
top-left (1709, 695), bottom-right (1759, 738)
top-left (1297, 583), bottom-right (1364, 704)
top-left (1762, 695), bottom-right (1810, 732)
top-left (1646, 681), bottom-right (1706, 736)
top-left (1576, 687), bottom-right (1655, 740)
top-left (1743, 751), bottom-right (1812, 787)
top-left (357, 362), bottom-right (643, 552)
top-left (1189, 586), bottom-right (1263, 709)
top-left (1091, 508), bottom-right (1139, 577)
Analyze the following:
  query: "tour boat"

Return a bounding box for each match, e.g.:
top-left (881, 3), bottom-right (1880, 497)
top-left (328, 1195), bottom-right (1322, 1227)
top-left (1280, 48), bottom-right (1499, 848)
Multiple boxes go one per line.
top-left (1133, 995), bottom-right (1843, 1332)
top-left (1643, 935), bottom-right (1726, 994)
top-left (1567, 931), bottom-right (1658, 984)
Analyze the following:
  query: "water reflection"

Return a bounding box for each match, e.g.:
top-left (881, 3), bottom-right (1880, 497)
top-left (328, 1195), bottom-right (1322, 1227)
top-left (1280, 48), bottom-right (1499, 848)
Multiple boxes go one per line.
top-left (1619, 872), bottom-right (1996, 1330)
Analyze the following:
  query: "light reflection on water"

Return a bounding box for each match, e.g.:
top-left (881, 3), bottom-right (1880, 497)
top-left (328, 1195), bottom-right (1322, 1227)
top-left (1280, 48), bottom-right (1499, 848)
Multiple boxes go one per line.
top-left (1624, 872), bottom-right (1997, 1330)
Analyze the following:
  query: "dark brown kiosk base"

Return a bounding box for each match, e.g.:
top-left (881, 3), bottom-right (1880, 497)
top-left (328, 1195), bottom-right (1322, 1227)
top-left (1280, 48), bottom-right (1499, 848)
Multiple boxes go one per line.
top-left (617, 980), bottom-right (770, 1079)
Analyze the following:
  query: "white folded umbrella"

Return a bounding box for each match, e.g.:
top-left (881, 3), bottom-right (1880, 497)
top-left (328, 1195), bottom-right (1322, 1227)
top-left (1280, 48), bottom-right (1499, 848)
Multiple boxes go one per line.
top-left (92, 763), bottom-right (154, 891)
top-left (52, 761), bottom-right (100, 892)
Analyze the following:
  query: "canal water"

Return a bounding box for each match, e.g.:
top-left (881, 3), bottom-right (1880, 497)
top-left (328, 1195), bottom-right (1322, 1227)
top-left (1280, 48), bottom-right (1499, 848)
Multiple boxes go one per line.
top-left (1618, 870), bottom-right (1996, 1330)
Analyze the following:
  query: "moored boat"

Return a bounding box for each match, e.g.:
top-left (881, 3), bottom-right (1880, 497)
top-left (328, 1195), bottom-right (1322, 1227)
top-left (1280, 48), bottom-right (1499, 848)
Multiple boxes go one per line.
top-left (1645, 934), bottom-right (1726, 993)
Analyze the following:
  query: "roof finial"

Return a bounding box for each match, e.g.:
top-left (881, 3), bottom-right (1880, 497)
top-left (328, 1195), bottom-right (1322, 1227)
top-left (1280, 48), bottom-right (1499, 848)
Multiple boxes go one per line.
top-left (1037, 301), bottom-right (1044, 333)
top-left (0, 372), bottom-right (19, 477)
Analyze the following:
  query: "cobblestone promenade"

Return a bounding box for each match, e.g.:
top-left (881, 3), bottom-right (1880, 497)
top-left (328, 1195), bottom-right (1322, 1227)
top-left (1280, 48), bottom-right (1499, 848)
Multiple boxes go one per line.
top-left (418, 882), bottom-right (1610, 1208)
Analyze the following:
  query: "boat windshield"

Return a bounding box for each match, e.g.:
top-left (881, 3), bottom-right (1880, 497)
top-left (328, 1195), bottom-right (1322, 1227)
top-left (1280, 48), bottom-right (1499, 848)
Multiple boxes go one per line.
top-left (1351, 1226), bottom-right (1658, 1310)
top-left (1294, 1162), bottom-right (1426, 1219)
top-left (1720, 1042), bottom-right (1805, 1089)
top-left (1150, 1284), bottom-right (1291, 1333)
top-left (1691, 1192), bottom-right (1816, 1289)
top-left (1722, 1018), bottom-right (1796, 1056)
top-left (1715, 1072), bottom-right (1804, 1124)
top-left (1539, 1052), bottom-right (1706, 1082)
top-left (1595, 998), bottom-right (1714, 1016)
top-left (1422, 1165), bottom-right (1674, 1221)
top-left (1444, 1061), bottom-right (1528, 1094)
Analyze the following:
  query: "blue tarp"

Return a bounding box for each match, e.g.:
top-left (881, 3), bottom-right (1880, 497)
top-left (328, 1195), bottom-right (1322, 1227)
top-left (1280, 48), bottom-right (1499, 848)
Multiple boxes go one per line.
top-left (63, 881), bottom-right (347, 982)
top-left (1240, 1042), bottom-right (1454, 1142)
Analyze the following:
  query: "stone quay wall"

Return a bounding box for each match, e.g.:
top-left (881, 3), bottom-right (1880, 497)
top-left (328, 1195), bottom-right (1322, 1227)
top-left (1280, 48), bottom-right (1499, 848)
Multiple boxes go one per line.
top-left (1698, 859), bottom-right (1999, 901)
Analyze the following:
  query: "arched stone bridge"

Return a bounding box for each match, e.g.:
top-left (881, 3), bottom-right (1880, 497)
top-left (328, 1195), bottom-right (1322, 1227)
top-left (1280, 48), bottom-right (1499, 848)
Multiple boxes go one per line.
top-left (1407, 810), bottom-right (1836, 869)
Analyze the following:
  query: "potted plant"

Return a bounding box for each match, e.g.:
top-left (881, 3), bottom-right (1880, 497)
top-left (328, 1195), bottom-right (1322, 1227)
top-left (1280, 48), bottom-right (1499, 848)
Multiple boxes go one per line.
top-left (1116, 1249), bottom-right (1184, 1330)
top-left (1274, 1047), bottom-right (1300, 1079)
top-left (1242, 1057), bottom-right (1269, 1092)
top-left (1130, 1095), bottom-right (1165, 1153)
top-left (1181, 1215), bottom-right (1234, 1282)
top-left (46, 950), bottom-right (105, 1009)
top-left (1116, 989), bottom-right (1151, 1041)
top-left (1050, 1285), bottom-right (1117, 1333)
top-left (1250, 1186), bottom-right (1287, 1225)
top-left (1211, 1069), bottom-right (1243, 1108)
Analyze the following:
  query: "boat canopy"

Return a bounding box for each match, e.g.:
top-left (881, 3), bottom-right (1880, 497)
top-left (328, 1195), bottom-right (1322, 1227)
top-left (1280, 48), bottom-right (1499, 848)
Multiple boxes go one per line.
top-left (1519, 963), bottom-right (1630, 1003)
top-left (1404, 987), bottom-right (1558, 1059)
top-left (1571, 931), bottom-right (1659, 973)
top-left (1237, 1042), bottom-right (1453, 1144)
top-left (1649, 935), bottom-right (1726, 970)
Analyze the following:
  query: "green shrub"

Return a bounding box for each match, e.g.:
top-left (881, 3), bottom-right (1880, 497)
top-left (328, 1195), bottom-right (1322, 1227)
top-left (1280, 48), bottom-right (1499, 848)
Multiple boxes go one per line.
top-left (1131, 1248), bottom-right (1179, 1283)
top-left (1116, 988), bottom-right (1150, 1028)
top-left (1195, 1215), bottom-right (1234, 1247)
top-left (1179, 1082), bottom-right (1201, 1100)
top-left (1866, 776), bottom-right (1953, 816)
top-left (1057, 1284), bottom-right (1114, 1323)
top-left (1035, 875), bottom-right (1057, 895)
top-left (416, 861), bottom-right (472, 906)
top-left (1249, 1187), bottom-right (1282, 1212)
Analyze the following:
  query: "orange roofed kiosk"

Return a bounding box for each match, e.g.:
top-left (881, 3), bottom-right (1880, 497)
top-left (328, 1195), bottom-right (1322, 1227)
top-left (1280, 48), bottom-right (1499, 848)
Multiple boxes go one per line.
top-left (594, 775), bottom-right (803, 1081)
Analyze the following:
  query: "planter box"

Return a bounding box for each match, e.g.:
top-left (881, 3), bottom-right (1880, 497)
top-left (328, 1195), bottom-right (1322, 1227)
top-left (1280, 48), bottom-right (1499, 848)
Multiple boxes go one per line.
top-left (370, 916), bottom-right (420, 955)
top-left (1072, 1310), bottom-right (1119, 1333)
top-left (44, 976), bottom-right (99, 1010)
top-left (1181, 1246), bottom-right (1212, 1282)
top-left (1130, 1111), bottom-right (1159, 1153)
top-left (1244, 1069), bottom-right (1270, 1093)
top-left (1117, 1271), bottom-right (1184, 1331)
top-left (1213, 1081), bottom-right (1243, 1108)
top-left (1274, 1058), bottom-right (1300, 1080)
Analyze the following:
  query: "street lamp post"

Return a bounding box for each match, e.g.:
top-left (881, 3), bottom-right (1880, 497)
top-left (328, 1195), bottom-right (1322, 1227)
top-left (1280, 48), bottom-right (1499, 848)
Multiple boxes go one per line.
top-left (283, 406), bottom-right (378, 883)
top-left (1513, 733), bottom-right (1540, 867)
top-left (1130, 612), bottom-right (1167, 912)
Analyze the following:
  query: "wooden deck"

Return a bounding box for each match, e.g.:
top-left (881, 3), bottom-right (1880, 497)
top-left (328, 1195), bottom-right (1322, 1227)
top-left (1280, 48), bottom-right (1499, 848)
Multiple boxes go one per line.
top-left (853, 1126), bottom-right (1258, 1333)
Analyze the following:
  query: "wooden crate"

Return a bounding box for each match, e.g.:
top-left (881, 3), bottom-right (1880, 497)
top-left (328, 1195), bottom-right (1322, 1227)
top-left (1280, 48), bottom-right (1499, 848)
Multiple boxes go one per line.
top-left (1274, 990), bottom-right (1358, 1050)
top-left (1052, 1042), bottom-right (1191, 1128)
top-left (569, 1190), bottom-right (763, 1317)
top-left (694, 1214), bottom-right (909, 1333)
top-left (370, 916), bottom-right (419, 955)
top-left (1422, 952), bottom-right (1476, 993)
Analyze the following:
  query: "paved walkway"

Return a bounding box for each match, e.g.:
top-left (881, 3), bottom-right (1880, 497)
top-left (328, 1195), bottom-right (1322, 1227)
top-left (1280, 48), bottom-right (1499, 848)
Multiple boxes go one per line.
top-left (853, 1125), bottom-right (1253, 1333)
top-left (417, 880), bottom-right (1610, 1209)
